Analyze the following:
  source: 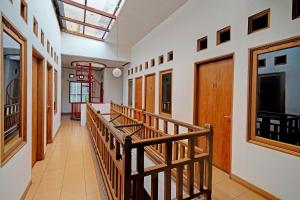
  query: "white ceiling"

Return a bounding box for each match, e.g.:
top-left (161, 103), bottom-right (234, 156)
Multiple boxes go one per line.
top-left (62, 54), bottom-right (129, 69)
top-left (106, 0), bottom-right (187, 46)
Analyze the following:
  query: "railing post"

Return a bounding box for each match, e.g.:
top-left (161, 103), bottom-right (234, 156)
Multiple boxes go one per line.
top-left (205, 123), bottom-right (213, 200)
top-left (122, 135), bottom-right (132, 200)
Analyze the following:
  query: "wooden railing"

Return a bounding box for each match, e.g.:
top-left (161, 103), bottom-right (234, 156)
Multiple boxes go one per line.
top-left (86, 102), bottom-right (213, 200)
top-left (4, 103), bottom-right (20, 140)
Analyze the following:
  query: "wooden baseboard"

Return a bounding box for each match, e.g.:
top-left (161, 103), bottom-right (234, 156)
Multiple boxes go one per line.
top-left (230, 174), bottom-right (279, 200)
top-left (61, 112), bottom-right (71, 115)
top-left (20, 180), bottom-right (32, 200)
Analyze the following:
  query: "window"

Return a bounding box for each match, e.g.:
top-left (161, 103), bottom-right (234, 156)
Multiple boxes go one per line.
top-left (248, 36), bottom-right (300, 156)
top-left (54, 69), bottom-right (58, 114)
top-left (139, 64), bottom-right (142, 71)
top-left (69, 74), bottom-right (75, 78)
top-left (248, 9), bottom-right (270, 34)
top-left (128, 79), bottom-right (133, 107)
top-left (167, 51), bottom-right (173, 61)
top-left (1, 17), bottom-right (27, 164)
top-left (135, 67), bottom-right (138, 73)
top-left (79, 75), bottom-right (84, 79)
top-left (69, 82), bottom-right (89, 103)
top-left (145, 62), bottom-right (149, 69)
top-left (293, 0), bottom-right (300, 19)
top-left (54, 52), bottom-right (56, 62)
top-left (131, 68), bottom-right (133, 74)
top-left (51, 47), bottom-right (53, 58)
top-left (20, 0), bottom-right (28, 23)
top-left (47, 41), bottom-right (50, 53)
top-left (128, 69), bottom-right (130, 75)
top-left (33, 17), bottom-right (38, 36)
top-left (41, 30), bottom-right (44, 46)
top-left (274, 55), bottom-right (287, 65)
top-left (258, 58), bottom-right (266, 68)
top-left (159, 55), bottom-right (164, 64)
top-left (197, 36), bottom-right (208, 51)
top-left (217, 26), bottom-right (231, 45)
top-left (151, 59), bottom-right (155, 67)
top-left (159, 69), bottom-right (172, 116)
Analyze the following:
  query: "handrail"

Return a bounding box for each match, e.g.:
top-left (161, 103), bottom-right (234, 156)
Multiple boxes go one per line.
top-left (86, 102), bottom-right (213, 200)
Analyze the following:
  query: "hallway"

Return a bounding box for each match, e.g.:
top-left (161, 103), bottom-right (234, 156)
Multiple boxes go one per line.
top-left (24, 117), bottom-right (267, 200)
top-left (25, 117), bottom-right (106, 200)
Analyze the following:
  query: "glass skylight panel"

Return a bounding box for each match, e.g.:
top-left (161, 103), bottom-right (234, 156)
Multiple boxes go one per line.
top-left (65, 21), bottom-right (83, 33)
top-left (87, 0), bottom-right (119, 14)
top-left (70, 0), bottom-right (85, 5)
top-left (84, 26), bottom-right (105, 38)
top-left (62, 3), bottom-right (85, 21)
top-left (85, 11), bottom-right (110, 28)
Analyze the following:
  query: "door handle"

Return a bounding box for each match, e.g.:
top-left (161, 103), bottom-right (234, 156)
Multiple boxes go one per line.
top-left (224, 115), bottom-right (231, 119)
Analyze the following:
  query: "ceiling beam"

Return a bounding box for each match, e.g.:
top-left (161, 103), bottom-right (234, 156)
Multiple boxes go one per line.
top-left (58, 0), bottom-right (116, 19)
top-left (59, 16), bottom-right (109, 32)
top-left (61, 29), bottom-right (104, 42)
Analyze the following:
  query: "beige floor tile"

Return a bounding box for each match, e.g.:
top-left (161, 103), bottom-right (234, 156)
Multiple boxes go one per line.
top-left (212, 179), bottom-right (248, 200)
top-left (24, 183), bottom-right (39, 200)
top-left (212, 167), bottom-right (229, 185)
top-left (33, 188), bottom-right (61, 200)
top-left (235, 190), bottom-right (267, 200)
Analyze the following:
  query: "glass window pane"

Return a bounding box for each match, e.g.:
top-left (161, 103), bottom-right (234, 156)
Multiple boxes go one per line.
top-left (161, 73), bottom-right (172, 114)
top-left (128, 80), bottom-right (133, 106)
top-left (84, 26), bottom-right (105, 38)
top-left (64, 21), bottom-right (83, 33)
top-left (60, 2), bottom-right (85, 22)
top-left (256, 46), bottom-right (300, 146)
top-left (85, 11), bottom-right (110, 28)
top-left (3, 31), bottom-right (22, 146)
top-left (87, 0), bottom-right (119, 14)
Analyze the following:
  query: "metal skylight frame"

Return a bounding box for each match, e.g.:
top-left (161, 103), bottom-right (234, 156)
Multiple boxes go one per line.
top-left (53, 0), bottom-right (125, 41)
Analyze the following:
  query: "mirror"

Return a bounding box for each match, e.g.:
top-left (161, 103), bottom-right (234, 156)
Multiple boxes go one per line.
top-left (3, 31), bottom-right (22, 148)
top-left (256, 46), bottom-right (300, 146)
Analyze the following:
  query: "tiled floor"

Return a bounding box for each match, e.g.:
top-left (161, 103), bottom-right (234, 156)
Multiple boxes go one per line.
top-left (25, 117), bottom-right (266, 200)
top-left (25, 117), bottom-right (105, 200)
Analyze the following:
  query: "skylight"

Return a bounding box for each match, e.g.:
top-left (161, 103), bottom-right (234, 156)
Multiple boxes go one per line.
top-left (54, 0), bottom-right (125, 41)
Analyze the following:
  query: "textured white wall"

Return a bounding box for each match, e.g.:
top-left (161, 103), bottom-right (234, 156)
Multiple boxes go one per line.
top-left (0, 0), bottom-right (62, 199)
top-left (123, 0), bottom-right (300, 199)
top-left (103, 68), bottom-right (123, 104)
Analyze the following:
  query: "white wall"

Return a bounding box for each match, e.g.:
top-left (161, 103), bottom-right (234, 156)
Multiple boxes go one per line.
top-left (61, 67), bottom-right (103, 113)
top-left (103, 68), bottom-right (123, 104)
top-left (123, 0), bottom-right (300, 199)
top-left (61, 32), bottom-right (131, 62)
top-left (0, 0), bottom-right (62, 199)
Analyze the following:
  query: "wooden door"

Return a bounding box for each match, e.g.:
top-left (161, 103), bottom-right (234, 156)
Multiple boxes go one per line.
top-left (144, 74), bottom-right (155, 125)
top-left (135, 77), bottom-right (143, 110)
top-left (32, 57), bottom-right (38, 166)
top-left (195, 56), bottom-right (233, 173)
top-left (47, 64), bottom-right (53, 144)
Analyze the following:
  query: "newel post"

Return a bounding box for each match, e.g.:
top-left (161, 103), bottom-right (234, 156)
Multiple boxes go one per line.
top-left (204, 123), bottom-right (213, 200)
top-left (122, 135), bottom-right (132, 200)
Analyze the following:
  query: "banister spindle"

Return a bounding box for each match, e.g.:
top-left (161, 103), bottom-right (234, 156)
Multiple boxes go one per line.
top-left (164, 141), bottom-right (172, 200)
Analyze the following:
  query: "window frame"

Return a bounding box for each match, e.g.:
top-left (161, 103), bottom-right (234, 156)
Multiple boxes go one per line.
top-left (248, 9), bottom-right (270, 34)
top-left (159, 69), bottom-right (173, 117)
top-left (167, 51), bottom-right (173, 62)
top-left (20, 0), bottom-right (28, 23)
top-left (54, 69), bottom-right (58, 114)
top-left (33, 17), bottom-right (38, 37)
top-left (248, 36), bottom-right (300, 157)
top-left (158, 55), bottom-right (164, 64)
top-left (197, 36), bottom-right (208, 51)
top-left (69, 81), bottom-right (89, 103)
top-left (0, 16), bottom-right (27, 165)
top-left (292, 0), bottom-right (300, 20)
top-left (128, 79), bottom-right (133, 107)
top-left (217, 26), bottom-right (231, 45)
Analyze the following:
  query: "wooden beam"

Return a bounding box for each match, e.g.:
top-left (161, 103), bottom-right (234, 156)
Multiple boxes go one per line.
top-left (59, 16), bottom-right (109, 32)
top-left (59, 0), bottom-right (116, 19)
top-left (61, 29), bottom-right (104, 41)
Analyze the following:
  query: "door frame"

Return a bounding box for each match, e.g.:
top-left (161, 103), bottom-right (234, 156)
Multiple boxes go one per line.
top-left (46, 62), bottom-right (53, 144)
top-left (134, 76), bottom-right (143, 110)
top-left (32, 47), bottom-right (45, 164)
top-left (193, 53), bottom-right (235, 174)
top-left (144, 73), bottom-right (156, 111)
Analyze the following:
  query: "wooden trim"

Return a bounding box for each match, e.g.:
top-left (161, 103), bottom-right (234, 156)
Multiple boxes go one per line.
top-left (158, 55), bottom-right (164, 65)
top-left (216, 26), bottom-right (231, 45)
top-left (230, 174), bottom-right (279, 200)
top-left (197, 36), bottom-right (208, 51)
top-left (167, 51), bottom-right (173, 62)
top-left (128, 79), bottom-right (133, 107)
top-left (46, 63), bottom-right (53, 144)
top-left (1, 15), bottom-right (28, 165)
top-left (159, 69), bottom-right (172, 117)
top-left (33, 17), bottom-right (38, 37)
top-left (59, 16), bottom-right (109, 32)
top-left (61, 29), bottom-right (104, 42)
top-left (58, 0), bottom-right (116, 19)
top-left (292, 0), bottom-right (300, 20)
top-left (248, 35), bottom-right (300, 156)
top-left (20, 0), bottom-right (28, 23)
top-left (54, 69), bottom-right (58, 114)
top-left (248, 8), bottom-right (270, 34)
top-left (20, 180), bottom-right (32, 200)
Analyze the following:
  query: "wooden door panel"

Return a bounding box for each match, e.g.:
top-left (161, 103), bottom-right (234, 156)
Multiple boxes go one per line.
top-left (47, 66), bottom-right (53, 144)
top-left (32, 57), bottom-right (38, 166)
top-left (135, 77), bottom-right (143, 110)
top-left (145, 74), bottom-right (155, 124)
top-left (197, 57), bottom-right (233, 173)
